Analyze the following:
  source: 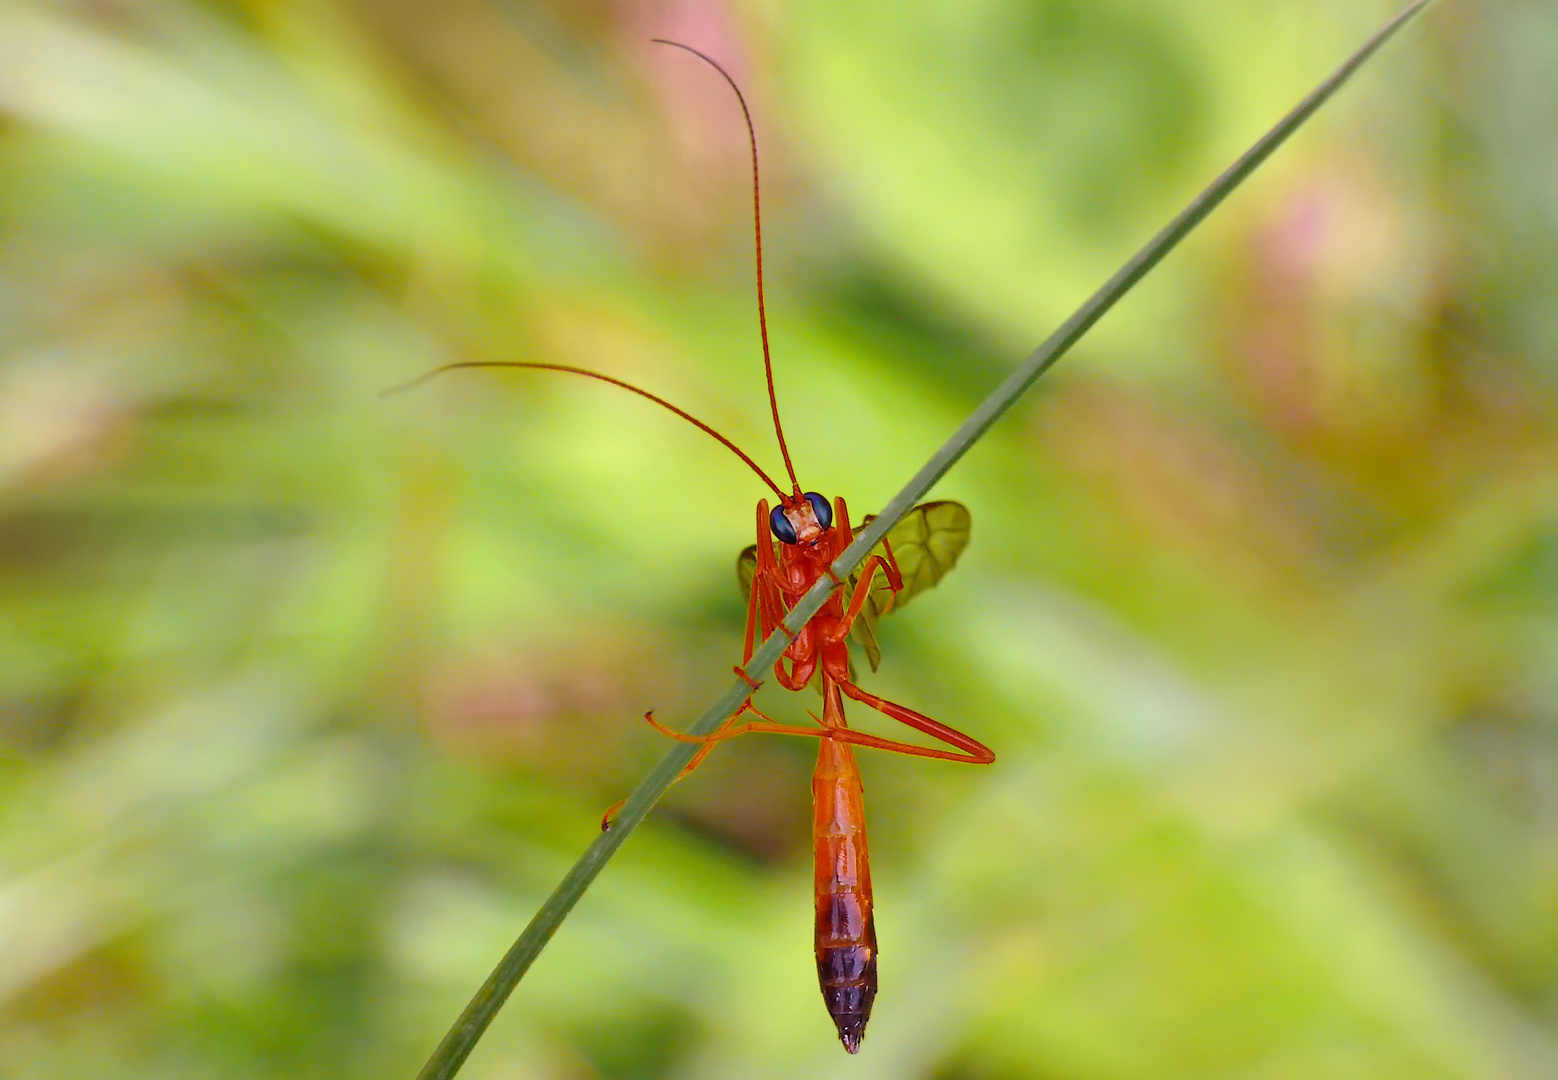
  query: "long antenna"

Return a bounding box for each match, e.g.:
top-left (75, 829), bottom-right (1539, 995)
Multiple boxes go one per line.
top-left (381, 361), bottom-right (788, 499)
top-left (652, 38), bottom-right (802, 496)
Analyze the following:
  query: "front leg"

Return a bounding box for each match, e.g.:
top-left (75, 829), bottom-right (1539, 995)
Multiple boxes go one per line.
top-left (826, 496), bottom-right (904, 643)
top-left (751, 500), bottom-right (790, 649)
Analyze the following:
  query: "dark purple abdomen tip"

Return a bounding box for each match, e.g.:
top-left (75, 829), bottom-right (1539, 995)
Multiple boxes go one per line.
top-left (818, 946), bottom-right (877, 1053)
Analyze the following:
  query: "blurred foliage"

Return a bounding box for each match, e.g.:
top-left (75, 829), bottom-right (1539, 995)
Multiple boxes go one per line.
top-left (2, 0), bottom-right (1557, 1078)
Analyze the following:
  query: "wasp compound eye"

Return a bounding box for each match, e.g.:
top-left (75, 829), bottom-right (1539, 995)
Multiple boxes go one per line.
top-left (804, 492), bottom-right (833, 531)
top-left (770, 504), bottom-right (799, 545)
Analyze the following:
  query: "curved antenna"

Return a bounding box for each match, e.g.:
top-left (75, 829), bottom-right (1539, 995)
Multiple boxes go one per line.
top-left (382, 361), bottom-right (788, 499)
top-left (652, 38), bottom-right (801, 496)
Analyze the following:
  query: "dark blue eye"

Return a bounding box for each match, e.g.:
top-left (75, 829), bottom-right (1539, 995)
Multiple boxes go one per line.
top-left (769, 504), bottom-right (798, 545)
top-left (804, 492), bottom-right (833, 531)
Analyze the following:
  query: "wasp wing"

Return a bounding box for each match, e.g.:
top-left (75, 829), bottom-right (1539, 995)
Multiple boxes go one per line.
top-left (848, 501), bottom-right (970, 671)
top-left (736, 543), bottom-right (760, 603)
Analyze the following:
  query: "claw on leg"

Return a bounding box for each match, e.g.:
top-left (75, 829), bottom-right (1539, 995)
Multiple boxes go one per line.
top-left (600, 798), bottom-right (626, 832)
top-left (643, 709), bottom-right (716, 744)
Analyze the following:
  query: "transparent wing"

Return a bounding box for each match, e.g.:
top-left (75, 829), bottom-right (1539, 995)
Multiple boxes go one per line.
top-left (736, 543), bottom-right (759, 602)
top-left (848, 501), bottom-right (971, 671)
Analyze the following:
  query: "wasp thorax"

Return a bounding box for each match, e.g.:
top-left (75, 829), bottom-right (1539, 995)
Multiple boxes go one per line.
top-left (771, 492), bottom-right (834, 545)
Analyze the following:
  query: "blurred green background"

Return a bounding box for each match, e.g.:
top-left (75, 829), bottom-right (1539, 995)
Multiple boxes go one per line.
top-left (3, 0), bottom-right (1556, 1077)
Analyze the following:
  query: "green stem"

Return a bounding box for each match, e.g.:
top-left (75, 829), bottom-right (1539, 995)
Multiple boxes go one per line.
top-left (411, 3), bottom-right (1433, 1076)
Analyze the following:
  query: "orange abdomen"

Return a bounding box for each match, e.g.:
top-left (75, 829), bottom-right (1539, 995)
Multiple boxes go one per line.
top-left (812, 737), bottom-right (877, 1054)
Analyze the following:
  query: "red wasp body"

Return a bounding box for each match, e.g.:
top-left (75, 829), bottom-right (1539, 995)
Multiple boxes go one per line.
top-left (655, 488), bottom-right (990, 1052)
top-left (723, 490), bottom-right (992, 1051)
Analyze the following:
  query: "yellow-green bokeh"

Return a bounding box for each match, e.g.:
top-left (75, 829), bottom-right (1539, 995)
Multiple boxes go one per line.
top-left (3, 1), bottom-right (1555, 1078)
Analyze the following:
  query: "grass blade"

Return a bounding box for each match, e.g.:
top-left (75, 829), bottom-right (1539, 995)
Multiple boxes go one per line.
top-left (411, 3), bottom-right (1433, 1076)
